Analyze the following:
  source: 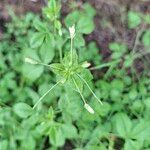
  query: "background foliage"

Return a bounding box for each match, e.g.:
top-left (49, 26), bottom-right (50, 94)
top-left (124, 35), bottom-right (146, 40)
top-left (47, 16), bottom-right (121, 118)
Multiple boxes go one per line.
top-left (0, 0), bottom-right (150, 150)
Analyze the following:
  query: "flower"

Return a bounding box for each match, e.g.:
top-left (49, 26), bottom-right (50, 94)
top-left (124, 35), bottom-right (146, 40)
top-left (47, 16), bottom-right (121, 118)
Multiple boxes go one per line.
top-left (84, 103), bottom-right (94, 114)
top-left (25, 57), bottom-right (38, 65)
top-left (69, 25), bottom-right (75, 38)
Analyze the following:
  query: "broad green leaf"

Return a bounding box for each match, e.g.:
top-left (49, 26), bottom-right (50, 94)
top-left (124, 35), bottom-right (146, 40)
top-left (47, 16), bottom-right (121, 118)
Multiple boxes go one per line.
top-left (77, 17), bottom-right (95, 34)
top-left (49, 126), bottom-right (65, 147)
top-left (64, 11), bottom-right (80, 27)
top-left (22, 64), bottom-right (44, 81)
top-left (143, 97), bottom-right (150, 108)
top-left (61, 123), bottom-right (78, 139)
top-left (83, 3), bottom-right (96, 18)
top-left (13, 103), bottom-right (33, 118)
top-left (94, 102), bottom-right (111, 116)
top-left (109, 42), bottom-right (127, 59)
top-left (124, 139), bottom-right (142, 150)
top-left (74, 34), bottom-right (85, 47)
top-left (34, 20), bottom-right (47, 32)
top-left (131, 120), bottom-right (150, 140)
top-left (20, 134), bottom-right (36, 150)
top-left (113, 113), bottom-right (132, 138)
top-left (128, 11), bottom-right (141, 29)
top-left (142, 29), bottom-right (150, 47)
top-left (39, 42), bottom-right (54, 63)
top-left (79, 69), bottom-right (93, 82)
top-left (23, 49), bottom-right (44, 81)
top-left (0, 140), bottom-right (8, 150)
top-left (62, 50), bottom-right (78, 67)
top-left (30, 32), bottom-right (45, 48)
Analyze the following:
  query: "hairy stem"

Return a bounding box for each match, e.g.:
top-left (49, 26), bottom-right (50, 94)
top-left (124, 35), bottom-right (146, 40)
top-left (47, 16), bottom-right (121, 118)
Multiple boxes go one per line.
top-left (76, 73), bottom-right (103, 105)
top-left (72, 77), bottom-right (86, 104)
top-left (90, 60), bottom-right (120, 70)
top-left (33, 81), bottom-right (60, 109)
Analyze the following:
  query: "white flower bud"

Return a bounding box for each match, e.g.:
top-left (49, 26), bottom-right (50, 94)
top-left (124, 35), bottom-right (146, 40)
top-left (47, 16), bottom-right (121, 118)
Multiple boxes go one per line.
top-left (69, 25), bottom-right (75, 39)
top-left (25, 57), bottom-right (38, 65)
top-left (84, 103), bottom-right (94, 114)
top-left (81, 61), bottom-right (91, 68)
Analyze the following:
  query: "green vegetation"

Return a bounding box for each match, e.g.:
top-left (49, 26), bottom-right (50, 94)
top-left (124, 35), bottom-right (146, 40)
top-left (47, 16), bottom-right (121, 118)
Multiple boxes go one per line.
top-left (0, 0), bottom-right (150, 149)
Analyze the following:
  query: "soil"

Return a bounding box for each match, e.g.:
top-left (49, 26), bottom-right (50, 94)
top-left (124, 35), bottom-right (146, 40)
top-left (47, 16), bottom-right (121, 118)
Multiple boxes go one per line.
top-left (0, 0), bottom-right (150, 149)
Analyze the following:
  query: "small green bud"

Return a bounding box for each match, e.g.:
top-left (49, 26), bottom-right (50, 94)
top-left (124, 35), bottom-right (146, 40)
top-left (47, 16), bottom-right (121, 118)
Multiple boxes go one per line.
top-left (84, 103), bottom-right (94, 114)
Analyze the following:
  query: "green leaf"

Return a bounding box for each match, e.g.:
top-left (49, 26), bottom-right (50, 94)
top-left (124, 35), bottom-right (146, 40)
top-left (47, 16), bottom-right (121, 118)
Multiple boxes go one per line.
top-left (0, 140), bottom-right (8, 150)
top-left (128, 11), bottom-right (141, 29)
top-left (50, 63), bottom-right (65, 76)
top-left (131, 120), bottom-right (150, 140)
top-left (13, 103), bottom-right (33, 118)
top-left (61, 123), bottom-right (78, 139)
top-left (64, 11), bottom-right (80, 27)
top-left (109, 42), bottom-right (127, 59)
top-left (113, 113), bottom-right (132, 138)
top-left (143, 97), bottom-right (150, 108)
top-left (142, 29), bottom-right (150, 47)
top-left (30, 32), bottom-right (45, 48)
top-left (23, 49), bottom-right (44, 81)
top-left (74, 34), bottom-right (85, 47)
top-left (49, 126), bottom-right (65, 147)
top-left (77, 17), bottom-right (95, 34)
top-left (62, 50), bottom-right (78, 67)
top-left (79, 69), bottom-right (93, 82)
top-left (124, 139), bottom-right (142, 150)
top-left (39, 42), bottom-right (55, 63)
top-left (83, 3), bottom-right (96, 18)
top-left (34, 20), bottom-right (47, 32)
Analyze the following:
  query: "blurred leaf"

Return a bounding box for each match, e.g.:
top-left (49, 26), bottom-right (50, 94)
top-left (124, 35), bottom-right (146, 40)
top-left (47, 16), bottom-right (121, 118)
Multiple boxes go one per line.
top-left (124, 139), bottom-right (142, 150)
top-left (13, 103), bottom-right (33, 118)
top-left (49, 126), bottom-right (65, 147)
top-left (77, 17), bottom-right (95, 34)
top-left (142, 29), bottom-right (150, 47)
top-left (113, 113), bottom-right (132, 138)
top-left (128, 11), bottom-right (141, 29)
top-left (39, 42), bottom-right (55, 63)
top-left (61, 123), bottom-right (78, 139)
top-left (30, 32), bottom-right (45, 48)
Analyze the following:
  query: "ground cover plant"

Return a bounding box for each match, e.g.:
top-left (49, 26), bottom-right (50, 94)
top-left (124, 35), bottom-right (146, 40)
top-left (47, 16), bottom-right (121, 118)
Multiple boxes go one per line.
top-left (0, 0), bottom-right (150, 150)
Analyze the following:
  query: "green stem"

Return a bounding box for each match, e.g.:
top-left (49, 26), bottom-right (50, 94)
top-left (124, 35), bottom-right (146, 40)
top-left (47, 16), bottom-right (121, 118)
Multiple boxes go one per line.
top-left (90, 60), bottom-right (120, 70)
top-left (38, 62), bottom-right (51, 67)
top-left (76, 74), bottom-right (103, 105)
top-left (32, 81), bottom-right (61, 109)
top-left (72, 77), bottom-right (86, 104)
top-left (70, 37), bottom-right (73, 65)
